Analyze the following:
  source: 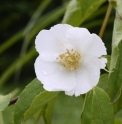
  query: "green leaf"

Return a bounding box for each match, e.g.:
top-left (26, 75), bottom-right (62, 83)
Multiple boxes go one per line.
top-left (107, 0), bottom-right (122, 103)
top-left (110, 0), bottom-right (122, 71)
top-left (107, 40), bottom-right (122, 102)
top-left (62, 0), bottom-right (106, 26)
top-left (43, 96), bottom-right (57, 124)
top-left (0, 94), bottom-right (11, 111)
top-left (13, 78), bottom-right (44, 124)
top-left (79, 0), bottom-right (106, 22)
top-left (2, 105), bottom-right (14, 124)
top-left (53, 92), bottom-right (84, 124)
top-left (97, 73), bottom-right (108, 92)
top-left (24, 91), bottom-right (59, 121)
top-left (62, 0), bottom-right (81, 26)
top-left (81, 86), bottom-right (114, 124)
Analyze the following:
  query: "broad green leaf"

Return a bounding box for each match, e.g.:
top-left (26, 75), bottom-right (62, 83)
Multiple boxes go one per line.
top-left (79, 0), bottom-right (106, 21)
top-left (108, 40), bottom-right (122, 102)
top-left (97, 73), bottom-right (108, 92)
top-left (0, 94), bottom-right (11, 111)
top-left (108, 0), bottom-right (122, 103)
top-left (110, 0), bottom-right (122, 71)
top-left (24, 91), bottom-right (59, 121)
top-left (62, 0), bottom-right (81, 26)
top-left (43, 96), bottom-right (57, 124)
top-left (81, 86), bottom-right (114, 124)
top-left (13, 78), bottom-right (44, 124)
top-left (62, 0), bottom-right (106, 26)
top-left (2, 105), bottom-right (14, 124)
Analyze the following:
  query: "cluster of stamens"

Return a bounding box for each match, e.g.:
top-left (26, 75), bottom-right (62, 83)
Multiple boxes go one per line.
top-left (56, 49), bottom-right (81, 71)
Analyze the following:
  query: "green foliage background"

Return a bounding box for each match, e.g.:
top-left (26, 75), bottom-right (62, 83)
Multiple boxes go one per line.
top-left (0, 0), bottom-right (119, 124)
top-left (0, 0), bottom-right (113, 88)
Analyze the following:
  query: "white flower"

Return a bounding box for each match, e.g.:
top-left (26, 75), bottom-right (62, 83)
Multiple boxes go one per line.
top-left (34, 24), bottom-right (107, 96)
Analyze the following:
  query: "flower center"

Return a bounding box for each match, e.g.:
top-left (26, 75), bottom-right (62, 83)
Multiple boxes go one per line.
top-left (57, 49), bottom-right (81, 71)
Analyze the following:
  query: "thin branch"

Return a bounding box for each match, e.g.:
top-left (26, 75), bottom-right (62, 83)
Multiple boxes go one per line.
top-left (9, 97), bottom-right (18, 106)
top-left (99, 1), bottom-right (112, 38)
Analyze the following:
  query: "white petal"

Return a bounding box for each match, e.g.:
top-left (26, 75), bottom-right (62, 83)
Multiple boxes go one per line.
top-left (66, 27), bottom-right (91, 51)
top-left (83, 34), bottom-right (107, 57)
top-left (35, 24), bottom-right (73, 62)
top-left (66, 57), bottom-right (101, 96)
top-left (50, 24), bottom-right (73, 42)
top-left (66, 28), bottom-right (107, 58)
top-left (35, 30), bottom-right (65, 62)
top-left (65, 89), bottom-right (75, 96)
top-left (34, 56), bottom-right (76, 91)
top-left (100, 58), bottom-right (107, 69)
top-left (50, 24), bottom-right (74, 50)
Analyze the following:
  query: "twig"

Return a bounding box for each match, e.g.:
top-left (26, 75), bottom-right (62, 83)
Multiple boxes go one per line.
top-left (9, 97), bottom-right (18, 106)
top-left (99, 1), bottom-right (112, 38)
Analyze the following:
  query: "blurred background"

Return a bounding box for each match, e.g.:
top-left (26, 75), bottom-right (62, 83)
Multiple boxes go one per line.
top-left (0, 0), bottom-right (115, 123)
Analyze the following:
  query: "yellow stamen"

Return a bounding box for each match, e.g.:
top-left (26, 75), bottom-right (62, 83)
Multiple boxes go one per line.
top-left (57, 49), bottom-right (81, 71)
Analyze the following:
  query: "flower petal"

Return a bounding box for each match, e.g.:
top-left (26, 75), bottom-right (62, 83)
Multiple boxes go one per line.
top-left (100, 58), bottom-right (107, 69)
top-left (34, 56), bottom-right (76, 91)
top-left (50, 24), bottom-right (73, 42)
top-left (66, 28), bottom-right (107, 58)
top-left (35, 30), bottom-right (64, 62)
top-left (35, 24), bottom-right (73, 62)
top-left (66, 27), bottom-right (91, 51)
top-left (65, 57), bottom-right (101, 96)
top-left (84, 34), bottom-right (107, 57)
top-left (34, 24), bottom-right (107, 97)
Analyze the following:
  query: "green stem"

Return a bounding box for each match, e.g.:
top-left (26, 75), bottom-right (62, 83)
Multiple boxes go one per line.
top-left (99, 1), bottom-right (112, 38)
top-left (0, 47), bottom-right (36, 88)
top-left (0, 30), bottom-right (23, 54)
